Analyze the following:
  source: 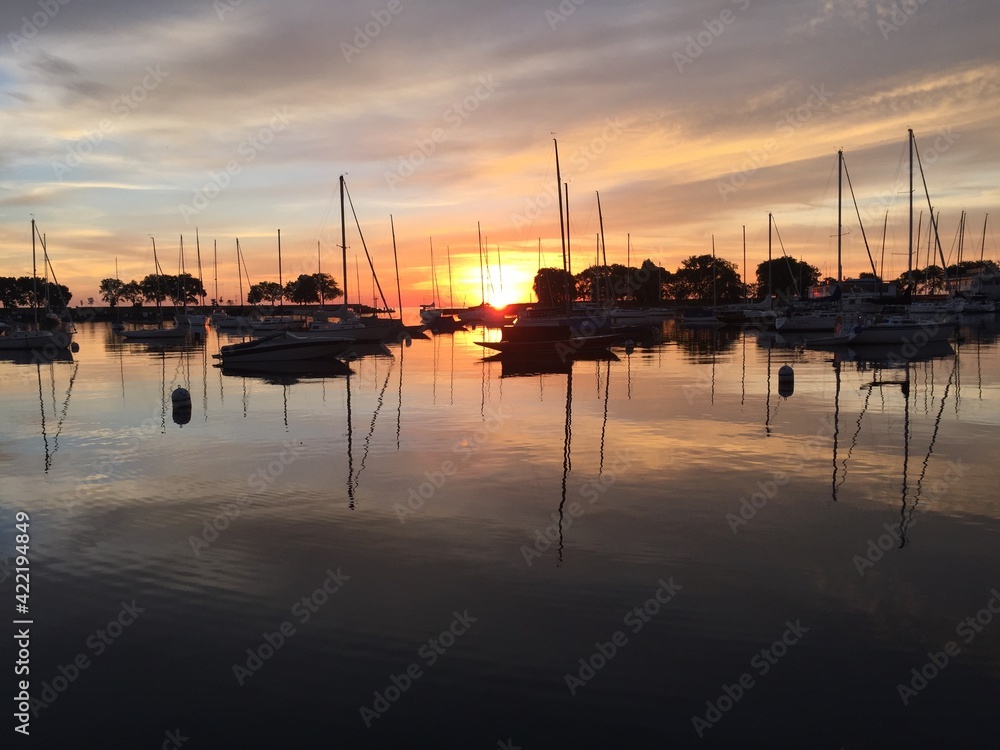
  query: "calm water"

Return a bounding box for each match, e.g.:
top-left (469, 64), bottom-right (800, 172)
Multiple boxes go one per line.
top-left (2, 317), bottom-right (999, 748)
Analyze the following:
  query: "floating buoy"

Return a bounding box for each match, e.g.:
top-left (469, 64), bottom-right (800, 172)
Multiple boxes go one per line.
top-left (778, 365), bottom-right (794, 398)
top-left (624, 339), bottom-right (635, 354)
top-left (70, 342), bottom-right (80, 353)
top-left (171, 387), bottom-right (192, 426)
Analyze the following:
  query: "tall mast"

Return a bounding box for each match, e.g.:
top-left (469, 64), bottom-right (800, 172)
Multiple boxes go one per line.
top-left (236, 238), bottom-right (244, 308)
top-left (317, 241), bottom-right (324, 307)
top-left (340, 175), bottom-right (348, 309)
top-left (837, 148), bottom-right (843, 283)
top-left (908, 128), bottom-right (914, 282)
top-left (742, 224), bottom-right (747, 304)
top-left (597, 190), bottom-right (608, 304)
top-left (277, 228), bottom-right (283, 309)
top-left (496, 244), bottom-right (502, 299)
top-left (391, 215), bottom-right (402, 318)
top-left (477, 221), bottom-right (485, 304)
top-left (195, 228), bottom-right (205, 308)
top-left (447, 246), bottom-right (454, 309)
top-left (958, 211), bottom-right (966, 265)
top-left (31, 219), bottom-right (38, 325)
top-left (213, 239), bottom-right (218, 306)
top-left (712, 234), bottom-right (717, 311)
top-left (429, 237), bottom-right (437, 305)
top-left (554, 138), bottom-right (567, 280)
top-left (981, 214), bottom-right (989, 263)
top-left (565, 182), bottom-right (572, 310)
top-left (768, 212), bottom-right (773, 301)
top-left (151, 236), bottom-right (162, 318)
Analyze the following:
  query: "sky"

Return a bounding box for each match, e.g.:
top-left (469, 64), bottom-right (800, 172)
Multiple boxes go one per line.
top-left (1, 0), bottom-right (999, 309)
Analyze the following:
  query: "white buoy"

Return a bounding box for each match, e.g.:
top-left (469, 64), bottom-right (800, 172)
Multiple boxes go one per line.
top-left (778, 365), bottom-right (794, 398)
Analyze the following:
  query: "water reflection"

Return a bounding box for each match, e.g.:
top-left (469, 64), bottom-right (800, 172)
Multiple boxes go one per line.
top-left (828, 346), bottom-right (959, 544)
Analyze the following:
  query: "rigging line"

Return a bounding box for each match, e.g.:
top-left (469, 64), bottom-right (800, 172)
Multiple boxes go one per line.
top-left (344, 180), bottom-right (393, 316)
top-left (354, 360), bottom-right (395, 490)
top-left (840, 384), bottom-right (873, 490)
top-left (558, 367), bottom-right (573, 566)
top-left (36, 364), bottom-right (51, 473)
top-left (908, 359), bottom-right (956, 535)
top-left (598, 359), bottom-right (610, 478)
top-left (841, 157), bottom-right (879, 278)
top-left (346, 374), bottom-right (355, 509)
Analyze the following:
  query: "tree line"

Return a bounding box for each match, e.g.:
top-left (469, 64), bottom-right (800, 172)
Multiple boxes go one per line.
top-left (0, 276), bottom-right (73, 310)
top-left (98, 273), bottom-right (342, 307)
top-left (531, 255), bottom-right (823, 307)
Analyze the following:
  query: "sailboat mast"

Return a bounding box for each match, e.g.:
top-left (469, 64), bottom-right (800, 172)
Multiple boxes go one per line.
top-left (712, 234), bottom-right (717, 311)
top-left (477, 221), bottom-right (485, 304)
top-left (236, 239), bottom-right (244, 308)
top-left (837, 148), bottom-right (843, 283)
top-left (742, 224), bottom-right (747, 304)
top-left (554, 138), bottom-right (567, 283)
top-left (213, 239), bottom-right (218, 306)
top-left (981, 214), bottom-right (989, 263)
top-left (390, 215), bottom-right (402, 319)
top-left (908, 128), bottom-right (914, 282)
top-left (958, 211), bottom-right (966, 265)
top-left (768, 212), bottom-right (773, 301)
top-left (340, 175), bottom-right (348, 309)
top-left (317, 241), bottom-right (324, 307)
top-left (277, 228), bottom-right (283, 309)
top-left (195, 228), bottom-right (205, 308)
top-left (447, 246), bottom-right (454, 309)
top-left (597, 190), bottom-right (608, 304)
top-left (31, 219), bottom-right (38, 325)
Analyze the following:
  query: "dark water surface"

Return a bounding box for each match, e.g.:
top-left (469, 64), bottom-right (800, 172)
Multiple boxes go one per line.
top-left (2, 319), bottom-right (999, 748)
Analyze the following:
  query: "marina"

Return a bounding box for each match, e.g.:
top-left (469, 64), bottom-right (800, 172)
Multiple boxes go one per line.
top-left (2, 316), bottom-right (998, 746)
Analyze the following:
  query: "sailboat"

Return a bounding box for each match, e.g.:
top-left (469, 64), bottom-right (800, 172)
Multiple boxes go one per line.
top-left (119, 237), bottom-right (188, 340)
top-left (311, 176), bottom-right (424, 341)
top-left (477, 143), bottom-right (620, 356)
top-left (0, 220), bottom-right (74, 352)
top-left (418, 238), bottom-right (463, 332)
top-left (807, 131), bottom-right (956, 347)
top-left (456, 222), bottom-right (513, 327)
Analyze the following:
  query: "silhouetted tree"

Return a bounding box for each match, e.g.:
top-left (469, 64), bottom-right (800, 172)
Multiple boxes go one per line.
top-left (532, 267), bottom-right (576, 306)
top-left (755, 258), bottom-right (820, 300)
